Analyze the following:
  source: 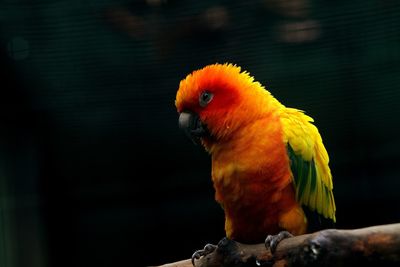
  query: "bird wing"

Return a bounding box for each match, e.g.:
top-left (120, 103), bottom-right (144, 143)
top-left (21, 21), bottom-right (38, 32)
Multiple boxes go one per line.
top-left (280, 108), bottom-right (336, 222)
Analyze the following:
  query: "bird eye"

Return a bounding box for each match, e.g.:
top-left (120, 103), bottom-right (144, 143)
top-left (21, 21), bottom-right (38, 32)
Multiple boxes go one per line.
top-left (199, 91), bottom-right (213, 107)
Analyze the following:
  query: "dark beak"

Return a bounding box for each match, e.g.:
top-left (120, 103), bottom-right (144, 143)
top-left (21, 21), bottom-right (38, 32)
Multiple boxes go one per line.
top-left (178, 111), bottom-right (208, 144)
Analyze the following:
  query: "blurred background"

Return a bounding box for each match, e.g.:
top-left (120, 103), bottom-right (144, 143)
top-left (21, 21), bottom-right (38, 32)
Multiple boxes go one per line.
top-left (0, 0), bottom-right (400, 266)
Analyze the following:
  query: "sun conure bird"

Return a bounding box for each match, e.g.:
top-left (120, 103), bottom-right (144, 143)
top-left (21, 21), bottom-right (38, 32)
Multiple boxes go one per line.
top-left (175, 63), bottom-right (336, 263)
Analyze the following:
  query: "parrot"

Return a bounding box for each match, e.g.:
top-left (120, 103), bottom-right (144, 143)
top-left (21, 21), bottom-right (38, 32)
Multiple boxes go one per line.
top-left (175, 63), bottom-right (336, 263)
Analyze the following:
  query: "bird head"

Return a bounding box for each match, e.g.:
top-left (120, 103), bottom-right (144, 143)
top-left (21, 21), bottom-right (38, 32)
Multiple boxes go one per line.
top-left (175, 63), bottom-right (280, 150)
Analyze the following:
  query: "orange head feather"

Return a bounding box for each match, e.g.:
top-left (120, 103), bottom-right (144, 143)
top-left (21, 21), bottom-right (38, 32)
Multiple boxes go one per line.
top-left (175, 63), bottom-right (282, 146)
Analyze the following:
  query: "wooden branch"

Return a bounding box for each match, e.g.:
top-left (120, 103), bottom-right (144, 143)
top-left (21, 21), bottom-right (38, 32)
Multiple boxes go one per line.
top-left (154, 223), bottom-right (400, 267)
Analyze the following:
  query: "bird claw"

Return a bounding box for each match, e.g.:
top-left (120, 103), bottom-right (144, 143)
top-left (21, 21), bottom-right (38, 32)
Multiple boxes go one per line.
top-left (265, 231), bottom-right (293, 253)
top-left (191, 243), bottom-right (217, 266)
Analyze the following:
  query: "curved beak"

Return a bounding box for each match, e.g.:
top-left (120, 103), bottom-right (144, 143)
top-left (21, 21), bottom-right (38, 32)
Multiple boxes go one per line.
top-left (178, 111), bottom-right (208, 144)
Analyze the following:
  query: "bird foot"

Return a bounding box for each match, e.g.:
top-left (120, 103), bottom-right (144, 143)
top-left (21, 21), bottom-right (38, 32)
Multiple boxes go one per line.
top-left (191, 243), bottom-right (217, 266)
top-left (265, 231), bottom-right (293, 253)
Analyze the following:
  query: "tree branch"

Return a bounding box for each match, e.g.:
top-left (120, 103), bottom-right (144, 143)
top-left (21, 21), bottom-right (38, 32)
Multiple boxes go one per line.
top-left (154, 223), bottom-right (400, 267)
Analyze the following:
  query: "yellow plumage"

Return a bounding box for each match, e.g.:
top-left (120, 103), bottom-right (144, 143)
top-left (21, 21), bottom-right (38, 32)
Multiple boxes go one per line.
top-left (281, 108), bottom-right (336, 222)
top-left (175, 63), bottom-right (336, 242)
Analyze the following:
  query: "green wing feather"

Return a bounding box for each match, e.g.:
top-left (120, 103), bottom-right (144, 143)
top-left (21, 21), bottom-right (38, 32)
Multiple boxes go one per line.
top-left (281, 108), bottom-right (336, 222)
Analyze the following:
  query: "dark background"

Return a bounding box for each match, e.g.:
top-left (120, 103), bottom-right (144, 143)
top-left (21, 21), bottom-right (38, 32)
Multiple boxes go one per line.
top-left (0, 1), bottom-right (399, 267)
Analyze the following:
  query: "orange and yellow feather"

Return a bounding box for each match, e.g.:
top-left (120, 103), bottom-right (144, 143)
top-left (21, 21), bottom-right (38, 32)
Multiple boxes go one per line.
top-left (175, 63), bottom-right (336, 242)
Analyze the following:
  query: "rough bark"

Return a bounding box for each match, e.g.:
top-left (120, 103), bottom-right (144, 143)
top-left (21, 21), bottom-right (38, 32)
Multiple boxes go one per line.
top-left (154, 223), bottom-right (400, 267)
